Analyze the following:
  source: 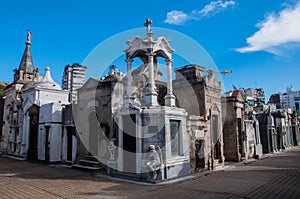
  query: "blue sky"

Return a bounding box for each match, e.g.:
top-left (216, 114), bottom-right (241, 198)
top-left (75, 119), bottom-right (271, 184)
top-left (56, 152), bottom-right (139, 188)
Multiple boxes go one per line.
top-left (1, 0), bottom-right (300, 99)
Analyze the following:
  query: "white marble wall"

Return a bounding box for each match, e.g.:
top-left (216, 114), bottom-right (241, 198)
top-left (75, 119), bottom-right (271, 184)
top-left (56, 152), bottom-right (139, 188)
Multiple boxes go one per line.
top-left (37, 103), bottom-right (65, 162)
top-left (62, 130), bottom-right (77, 162)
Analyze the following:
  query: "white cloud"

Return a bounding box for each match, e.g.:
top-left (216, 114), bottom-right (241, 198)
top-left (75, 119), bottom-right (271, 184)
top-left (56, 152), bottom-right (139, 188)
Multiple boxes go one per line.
top-left (164, 0), bottom-right (235, 25)
top-left (195, 0), bottom-right (235, 17)
top-left (164, 10), bottom-right (189, 25)
top-left (237, 2), bottom-right (300, 55)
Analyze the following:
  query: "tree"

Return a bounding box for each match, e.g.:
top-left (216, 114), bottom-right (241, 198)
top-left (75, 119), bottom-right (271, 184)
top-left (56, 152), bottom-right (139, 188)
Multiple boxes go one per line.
top-left (0, 84), bottom-right (6, 98)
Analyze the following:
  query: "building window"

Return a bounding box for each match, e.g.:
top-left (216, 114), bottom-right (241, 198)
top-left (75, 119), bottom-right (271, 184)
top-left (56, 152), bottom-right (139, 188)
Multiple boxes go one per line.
top-left (170, 120), bottom-right (182, 156)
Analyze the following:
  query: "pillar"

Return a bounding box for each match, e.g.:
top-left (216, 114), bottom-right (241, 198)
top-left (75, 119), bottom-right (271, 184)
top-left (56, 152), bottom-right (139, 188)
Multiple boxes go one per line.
top-left (124, 58), bottom-right (133, 108)
top-left (165, 59), bottom-right (176, 106)
top-left (126, 58), bottom-right (133, 98)
top-left (145, 52), bottom-right (158, 106)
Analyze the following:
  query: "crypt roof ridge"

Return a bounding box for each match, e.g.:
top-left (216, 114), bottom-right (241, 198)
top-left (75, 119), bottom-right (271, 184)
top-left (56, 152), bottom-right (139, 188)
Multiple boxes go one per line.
top-left (33, 67), bottom-right (61, 90)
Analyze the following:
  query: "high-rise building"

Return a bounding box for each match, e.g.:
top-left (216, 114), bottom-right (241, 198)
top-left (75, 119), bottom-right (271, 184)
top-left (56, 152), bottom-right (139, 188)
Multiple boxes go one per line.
top-left (62, 63), bottom-right (87, 103)
top-left (244, 88), bottom-right (265, 106)
top-left (269, 87), bottom-right (300, 114)
top-left (269, 93), bottom-right (282, 109)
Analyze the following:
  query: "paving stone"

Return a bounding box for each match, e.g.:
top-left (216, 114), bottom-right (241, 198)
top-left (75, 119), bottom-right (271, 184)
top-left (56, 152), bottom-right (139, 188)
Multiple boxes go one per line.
top-left (0, 146), bottom-right (300, 198)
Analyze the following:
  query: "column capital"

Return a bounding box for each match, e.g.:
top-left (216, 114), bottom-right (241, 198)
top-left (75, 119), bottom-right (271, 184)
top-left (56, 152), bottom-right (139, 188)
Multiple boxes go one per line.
top-left (165, 58), bottom-right (173, 63)
top-left (126, 58), bottom-right (134, 63)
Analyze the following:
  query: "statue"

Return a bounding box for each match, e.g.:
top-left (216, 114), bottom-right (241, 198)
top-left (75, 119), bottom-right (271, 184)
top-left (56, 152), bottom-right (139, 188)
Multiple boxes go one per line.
top-left (26, 30), bottom-right (32, 42)
top-left (146, 145), bottom-right (162, 180)
top-left (107, 139), bottom-right (116, 161)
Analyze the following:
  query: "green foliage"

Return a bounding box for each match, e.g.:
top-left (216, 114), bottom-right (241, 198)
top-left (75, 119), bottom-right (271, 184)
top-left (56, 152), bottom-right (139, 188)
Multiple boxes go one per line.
top-left (0, 84), bottom-right (6, 98)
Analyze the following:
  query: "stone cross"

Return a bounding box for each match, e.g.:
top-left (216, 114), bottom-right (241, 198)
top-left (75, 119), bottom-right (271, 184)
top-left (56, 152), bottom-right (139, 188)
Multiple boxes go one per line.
top-left (144, 18), bottom-right (152, 34)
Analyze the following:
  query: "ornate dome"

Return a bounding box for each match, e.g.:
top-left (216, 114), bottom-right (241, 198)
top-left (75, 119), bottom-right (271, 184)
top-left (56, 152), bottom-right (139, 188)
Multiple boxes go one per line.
top-left (33, 67), bottom-right (61, 90)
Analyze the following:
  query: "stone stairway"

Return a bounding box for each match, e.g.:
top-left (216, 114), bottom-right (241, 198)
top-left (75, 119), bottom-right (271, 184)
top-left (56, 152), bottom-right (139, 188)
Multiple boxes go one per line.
top-left (72, 155), bottom-right (105, 172)
top-left (0, 153), bottom-right (26, 161)
top-left (0, 149), bottom-right (6, 155)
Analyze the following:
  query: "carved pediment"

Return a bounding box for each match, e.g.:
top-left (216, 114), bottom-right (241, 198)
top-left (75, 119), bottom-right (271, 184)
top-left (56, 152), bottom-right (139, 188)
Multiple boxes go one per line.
top-left (209, 103), bottom-right (221, 113)
top-left (153, 37), bottom-right (175, 59)
top-left (206, 72), bottom-right (221, 89)
top-left (124, 36), bottom-right (175, 60)
top-left (124, 37), bottom-right (148, 57)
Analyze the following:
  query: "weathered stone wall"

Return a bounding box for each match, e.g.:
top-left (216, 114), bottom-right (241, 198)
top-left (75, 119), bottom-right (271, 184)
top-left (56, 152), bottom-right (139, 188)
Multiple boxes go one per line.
top-left (173, 78), bottom-right (204, 117)
top-left (245, 120), bottom-right (255, 158)
top-left (257, 114), bottom-right (272, 153)
top-left (0, 98), bottom-right (5, 144)
top-left (222, 98), bottom-right (239, 161)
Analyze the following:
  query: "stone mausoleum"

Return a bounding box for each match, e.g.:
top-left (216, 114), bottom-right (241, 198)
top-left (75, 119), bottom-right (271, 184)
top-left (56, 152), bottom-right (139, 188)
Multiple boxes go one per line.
top-left (113, 19), bottom-right (190, 181)
top-left (74, 19), bottom-right (191, 181)
top-left (1, 31), bottom-right (69, 162)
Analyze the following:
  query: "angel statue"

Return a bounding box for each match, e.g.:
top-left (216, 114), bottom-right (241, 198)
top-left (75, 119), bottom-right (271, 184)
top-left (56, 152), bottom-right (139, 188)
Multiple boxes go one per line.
top-left (26, 30), bottom-right (32, 42)
top-left (146, 145), bottom-right (162, 180)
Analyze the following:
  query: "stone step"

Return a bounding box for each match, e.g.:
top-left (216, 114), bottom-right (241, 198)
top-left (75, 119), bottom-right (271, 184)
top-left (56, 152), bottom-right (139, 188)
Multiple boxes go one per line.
top-left (72, 164), bottom-right (105, 171)
top-left (63, 160), bottom-right (73, 166)
top-left (78, 159), bottom-right (102, 167)
top-left (1, 154), bottom-right (26, 161)
top-left (110, 171), bottom-right (142, 181)
top-left (86, 155), bottom-right (98, 162)
top-left (0, 149), bottom-right (6, 155)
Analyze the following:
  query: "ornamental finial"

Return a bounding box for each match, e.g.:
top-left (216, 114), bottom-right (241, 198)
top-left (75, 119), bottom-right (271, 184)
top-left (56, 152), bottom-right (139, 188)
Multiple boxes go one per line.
top-left (26, 30), bottom-right (32, 43)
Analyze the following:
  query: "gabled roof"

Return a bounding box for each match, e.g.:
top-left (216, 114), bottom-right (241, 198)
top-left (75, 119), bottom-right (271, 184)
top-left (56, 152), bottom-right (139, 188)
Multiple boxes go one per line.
top-left (231, 89), bottom-right (245, 102)
top-left (231, 90), bottom-right (240, 97)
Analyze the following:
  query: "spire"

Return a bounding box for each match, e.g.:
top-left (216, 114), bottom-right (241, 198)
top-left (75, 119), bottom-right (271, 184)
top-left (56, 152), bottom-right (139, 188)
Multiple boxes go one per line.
top-left (19, 30), bottom-right (34, 73)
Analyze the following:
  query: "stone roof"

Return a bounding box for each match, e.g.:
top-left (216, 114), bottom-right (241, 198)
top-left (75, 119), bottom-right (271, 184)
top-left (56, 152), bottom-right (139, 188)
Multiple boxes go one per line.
top-left (33, 67), bottom-right (61, 90)
top-left (231, 90), bottom-right (240, 97)
top-left (19, 42), bottom-right (34, 73)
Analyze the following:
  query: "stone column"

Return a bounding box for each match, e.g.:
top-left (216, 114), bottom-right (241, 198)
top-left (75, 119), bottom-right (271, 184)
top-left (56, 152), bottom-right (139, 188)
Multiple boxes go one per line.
top-left (220, 127), bottom-right (225, 167)
top-left (165, 59), bottom-right (176, 106)
top-left (145, 52), bottom-right (158, 106)
top-left (124, 58), bottom-right (133, 107)
top-left (21, 112), bottom-right (29, 156)
top-left (126, 58), bottom-right (133, 98)
top-left (148, 52), bottom-right (155, 93)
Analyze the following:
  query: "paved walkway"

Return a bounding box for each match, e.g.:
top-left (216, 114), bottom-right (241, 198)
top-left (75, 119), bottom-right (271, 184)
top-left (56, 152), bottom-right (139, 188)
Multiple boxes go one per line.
top-left (1, 147), bottom-right (300, 198)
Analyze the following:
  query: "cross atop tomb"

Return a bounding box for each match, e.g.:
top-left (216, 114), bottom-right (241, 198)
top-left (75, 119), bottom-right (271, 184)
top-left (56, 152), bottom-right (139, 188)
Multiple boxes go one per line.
top-left (144, 18), bottom-right (153, 37)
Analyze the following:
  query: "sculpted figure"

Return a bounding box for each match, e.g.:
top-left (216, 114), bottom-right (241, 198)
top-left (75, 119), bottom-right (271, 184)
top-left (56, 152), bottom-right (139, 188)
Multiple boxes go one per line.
top-left (26, 30), bottom-right (32, 42)
top-left (146, 145), bottom-right (161, 180)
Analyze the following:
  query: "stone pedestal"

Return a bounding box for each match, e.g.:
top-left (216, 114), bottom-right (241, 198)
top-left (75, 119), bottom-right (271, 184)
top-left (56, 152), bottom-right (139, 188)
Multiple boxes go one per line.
top-left (107, 160), bottom-right (118, 175)
top-left (114, 105), bottom-right (190, 181)
top-left (165, 94), bottom-right (176, 107)
top-left (255, 143), bottom-right (263, 159)
top-left (144, 91), bottom-right (158, 107)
